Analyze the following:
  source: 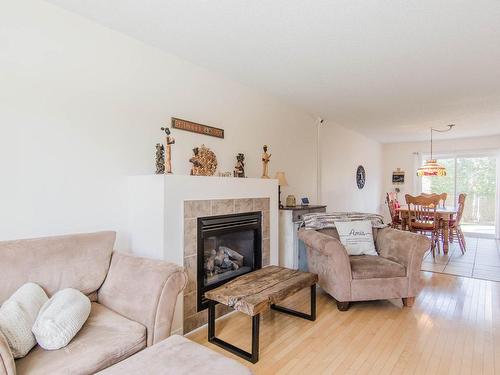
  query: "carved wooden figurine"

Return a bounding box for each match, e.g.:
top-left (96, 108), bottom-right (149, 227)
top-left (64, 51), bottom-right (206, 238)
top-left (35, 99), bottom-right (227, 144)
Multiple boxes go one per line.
top-left (155, 143), bottom-right (165, 174)
top-left (233, 153), bottom-right (245, 178)
top-left (261, 145), bottom-right (271, 178)
top-left (161, 127), bottom-right (175, 174)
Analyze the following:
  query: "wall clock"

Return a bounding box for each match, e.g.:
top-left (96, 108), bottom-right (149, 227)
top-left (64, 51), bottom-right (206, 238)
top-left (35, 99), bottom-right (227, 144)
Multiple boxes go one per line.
top-left (356, 165), bottom-right (366, 189)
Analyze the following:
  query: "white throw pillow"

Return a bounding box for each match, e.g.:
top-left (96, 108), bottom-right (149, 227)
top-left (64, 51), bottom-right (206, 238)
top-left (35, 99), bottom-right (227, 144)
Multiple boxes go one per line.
top-left (334, 220), bottom-right (378, 256)
top-left (0, 283), bottom-right (48, 358)
top-left (32, 288), bottom-right (91, 350)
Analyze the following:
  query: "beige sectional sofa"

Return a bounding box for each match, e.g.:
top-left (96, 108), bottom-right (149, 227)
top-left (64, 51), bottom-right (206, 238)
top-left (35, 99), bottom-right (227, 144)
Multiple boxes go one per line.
top-left (97, 334), bottom-right (253, 375)
top-left (0, 231), bottom-right (187, 375)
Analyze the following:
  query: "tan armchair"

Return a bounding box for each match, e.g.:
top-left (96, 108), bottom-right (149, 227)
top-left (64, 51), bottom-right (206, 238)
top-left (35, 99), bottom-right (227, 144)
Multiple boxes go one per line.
top-left (299, 226), bottom-right (430, 311)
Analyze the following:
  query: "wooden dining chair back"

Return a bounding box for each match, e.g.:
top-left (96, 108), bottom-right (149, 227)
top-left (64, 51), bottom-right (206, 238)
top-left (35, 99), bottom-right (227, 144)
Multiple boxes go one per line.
top-left (420, 192), bottom-right (447, 208)
top-left (438, 192), bottom-right (447, 208)
top-left (450, 193), bottom-right (467, 254)
top-left (386, 193), bottom-right (401, 229)
top-left (405, 194), bottom-right (441, 257)
top-left (455, 193), bottom-right (466, 225)
top-left (406, 194), bottom-right (440, 226)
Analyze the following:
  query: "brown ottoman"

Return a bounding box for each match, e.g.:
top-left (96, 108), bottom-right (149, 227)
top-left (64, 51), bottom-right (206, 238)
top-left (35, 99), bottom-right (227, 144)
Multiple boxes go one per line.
top-left (96, 335), bottom-right (253, 375)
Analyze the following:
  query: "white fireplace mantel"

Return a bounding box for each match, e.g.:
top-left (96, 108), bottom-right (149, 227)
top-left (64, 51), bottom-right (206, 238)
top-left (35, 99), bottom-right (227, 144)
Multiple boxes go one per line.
top-left (127, 174), bottom-right (279, 334)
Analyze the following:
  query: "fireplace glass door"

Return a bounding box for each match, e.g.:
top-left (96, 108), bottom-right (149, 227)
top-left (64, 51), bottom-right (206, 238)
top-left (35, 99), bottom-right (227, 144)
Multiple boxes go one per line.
top-left (204, 229), bottom-right (256, 286)
top-left (197, 212), bottom-right (262, 310)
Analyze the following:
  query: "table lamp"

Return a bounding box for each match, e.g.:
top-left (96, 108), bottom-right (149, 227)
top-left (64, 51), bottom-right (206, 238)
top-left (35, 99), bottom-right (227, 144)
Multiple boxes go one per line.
top-left (275, 171), bottom-right (289, 208)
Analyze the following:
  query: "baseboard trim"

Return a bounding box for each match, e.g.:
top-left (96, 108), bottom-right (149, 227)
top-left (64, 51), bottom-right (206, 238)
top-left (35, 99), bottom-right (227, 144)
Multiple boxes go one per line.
top-left (171, 327), bottom-right (183, 336)
top-left (184, 309), bottom-right (238, 337)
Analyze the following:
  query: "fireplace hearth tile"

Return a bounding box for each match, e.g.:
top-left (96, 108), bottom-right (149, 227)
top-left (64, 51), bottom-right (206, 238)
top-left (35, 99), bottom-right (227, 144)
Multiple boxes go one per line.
top-left (183, 292), bottom-right (197, 318)
top-left (184, 200), bottom-right (211, 219)
top-left (262, 211), bottom-right (270, 239)
top-left (183, 304), bottom-right (234, 334)
top-left (234, 198), bottom-right (253, 213)
top-left (216, 304), bottom-right (232, 318)
top-left (253, 197), bottom-right (270, 211)
top-left (183, 311), bottom-right (208, 334)
top-left (211, 199), bottom-right (235, 216)
top-left (263, 238), bottom-right (270, 266)
top-left (184, 255), bottom-right (197, 294)
top-left (184, 218), bottom-right (197, 257)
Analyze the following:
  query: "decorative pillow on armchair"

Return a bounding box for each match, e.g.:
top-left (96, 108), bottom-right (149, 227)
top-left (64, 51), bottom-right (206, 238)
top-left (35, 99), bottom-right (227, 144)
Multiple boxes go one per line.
top-left (334, 220), bottom-right (378, 256)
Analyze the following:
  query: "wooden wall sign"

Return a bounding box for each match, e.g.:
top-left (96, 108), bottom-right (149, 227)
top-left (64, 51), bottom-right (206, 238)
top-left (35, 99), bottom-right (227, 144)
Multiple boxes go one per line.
top-left (171, 117), bottom-right (224, 139)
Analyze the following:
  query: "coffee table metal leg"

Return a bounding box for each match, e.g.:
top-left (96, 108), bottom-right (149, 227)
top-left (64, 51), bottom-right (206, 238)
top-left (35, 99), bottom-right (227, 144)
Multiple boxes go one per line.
top-left (207, 300), bottom-right (260, 363)
top-left (251, 314), bottom-right (259, 362)
top-left (208, 300), bottom-right (216, 340)
top-left (271, 284), bottom-right (317, 321)
top-left (310, 283), bottom-right (316, 320)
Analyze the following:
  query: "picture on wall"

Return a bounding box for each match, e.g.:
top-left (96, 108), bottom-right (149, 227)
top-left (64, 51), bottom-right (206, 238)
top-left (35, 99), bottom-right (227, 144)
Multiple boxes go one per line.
top-left (392, 169), bottom-right (405, 184)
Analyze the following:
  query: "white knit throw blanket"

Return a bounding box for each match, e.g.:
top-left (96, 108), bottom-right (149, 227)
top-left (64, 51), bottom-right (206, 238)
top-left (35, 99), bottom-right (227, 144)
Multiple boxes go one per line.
top-left (302, 212), bottom-right (387, 230)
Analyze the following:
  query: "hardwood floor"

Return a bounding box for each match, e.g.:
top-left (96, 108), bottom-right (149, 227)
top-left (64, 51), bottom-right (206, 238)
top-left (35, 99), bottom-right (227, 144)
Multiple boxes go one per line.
top-left (187, 271), bottom-right (500, 374)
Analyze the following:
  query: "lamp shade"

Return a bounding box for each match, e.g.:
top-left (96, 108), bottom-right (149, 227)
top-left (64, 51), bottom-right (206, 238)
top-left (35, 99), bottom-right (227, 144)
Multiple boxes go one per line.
top-left (274, 171), bottom-right (289, 187)
top-left (416, 125), bottom-right (454, 177)
top-left (416, 159), bottom-right (447, 177)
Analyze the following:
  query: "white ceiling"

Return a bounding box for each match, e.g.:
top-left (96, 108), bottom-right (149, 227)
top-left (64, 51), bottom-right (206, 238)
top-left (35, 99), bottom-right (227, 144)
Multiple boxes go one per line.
top-left (46, 0), bottom-right (500, 143)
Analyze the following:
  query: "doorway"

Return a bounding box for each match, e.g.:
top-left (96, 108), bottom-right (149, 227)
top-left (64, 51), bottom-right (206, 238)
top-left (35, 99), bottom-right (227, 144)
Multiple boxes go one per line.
top-left (421, 153), bottom-right (497, 238)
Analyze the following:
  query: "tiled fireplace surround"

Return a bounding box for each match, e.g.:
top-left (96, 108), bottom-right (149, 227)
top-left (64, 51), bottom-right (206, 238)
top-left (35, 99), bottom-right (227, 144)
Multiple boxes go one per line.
top-left (183, 198), bottom-right (270, 333)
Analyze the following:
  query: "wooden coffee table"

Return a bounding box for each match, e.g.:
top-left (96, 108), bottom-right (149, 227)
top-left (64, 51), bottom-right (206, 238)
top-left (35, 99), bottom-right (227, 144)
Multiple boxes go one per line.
top-left (205, 265), bottom-right (318, 363)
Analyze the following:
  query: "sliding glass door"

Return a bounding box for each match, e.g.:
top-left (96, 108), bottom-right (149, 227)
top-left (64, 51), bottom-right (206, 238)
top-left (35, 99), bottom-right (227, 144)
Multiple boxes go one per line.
top-left (421, 154), bottom-right (497, 237)
top-left (456, 156), bottom-right (496, 235)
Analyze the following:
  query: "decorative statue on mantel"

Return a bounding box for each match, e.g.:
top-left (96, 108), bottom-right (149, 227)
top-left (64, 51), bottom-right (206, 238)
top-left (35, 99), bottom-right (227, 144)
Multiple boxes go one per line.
top-left (261, 145), bottom-right (271, 178)
top-left (161, 127), bottom-right (175, 174)
top-left (233, 153), bottom-right (245, 178)
top-left (155, 143), bottom-right (165, 174)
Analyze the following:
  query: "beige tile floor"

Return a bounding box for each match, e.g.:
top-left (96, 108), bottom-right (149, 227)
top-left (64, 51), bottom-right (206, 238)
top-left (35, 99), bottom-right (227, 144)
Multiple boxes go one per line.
top-left (421, 236), bottom-right (500, 282)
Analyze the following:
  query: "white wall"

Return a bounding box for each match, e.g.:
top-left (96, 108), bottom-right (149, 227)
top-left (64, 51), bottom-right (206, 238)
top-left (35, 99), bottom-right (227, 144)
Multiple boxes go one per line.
top-left (0, 0), bottom-right (318, 249)
top-left (319, 123), bottom-right (383, 214)
top-left (382, 135), bottom-right (500, 198)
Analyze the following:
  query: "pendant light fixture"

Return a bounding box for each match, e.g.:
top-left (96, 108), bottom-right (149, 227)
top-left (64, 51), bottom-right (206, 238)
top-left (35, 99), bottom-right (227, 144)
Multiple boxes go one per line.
top-left (416, 124), bottom-right (455, 177)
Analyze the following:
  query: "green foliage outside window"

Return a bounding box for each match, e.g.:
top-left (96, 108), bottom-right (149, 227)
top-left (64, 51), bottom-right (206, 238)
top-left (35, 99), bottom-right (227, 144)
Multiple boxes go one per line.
top-left (422, 156), bottom-right (496, 225)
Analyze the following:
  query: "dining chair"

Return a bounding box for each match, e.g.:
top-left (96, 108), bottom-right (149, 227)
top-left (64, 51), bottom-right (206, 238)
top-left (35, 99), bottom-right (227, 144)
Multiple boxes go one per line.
top-left (385, 193), bottom-right (402, 229)
top-left (405, 194), bottom-right (441, 257)
top-left (449, 193), bottom-right (467, 254)
top-left (421, 193), bottom-right (448, 242)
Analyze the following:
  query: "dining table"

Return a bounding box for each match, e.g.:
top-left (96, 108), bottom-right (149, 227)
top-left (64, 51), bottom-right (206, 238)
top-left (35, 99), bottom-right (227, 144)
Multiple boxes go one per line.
top-left (396, 207), bottom-right (457, 253)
